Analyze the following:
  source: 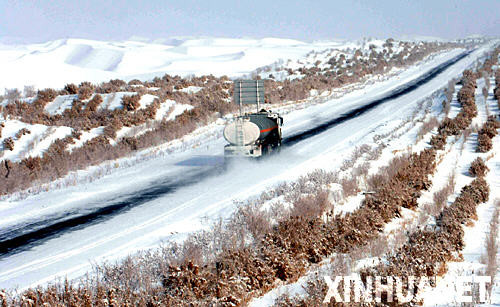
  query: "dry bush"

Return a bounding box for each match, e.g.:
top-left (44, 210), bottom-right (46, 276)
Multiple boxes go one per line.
top-left (341, 176), bottom-right (359, 198)
top-left (2, 137), bottom-right (14, 151)
top-left (477, 116), bottom-right (499, 153)
top-left (366, 144), bottom-right (384, 161)
top-left (128, 79), bottom-right (143, 86)
top-left (469, 157), bottom-right (489, 177)
top-left (103, 119), bottom-right (123, 139)
top-left (36, 88), bottom-right (58, 105)
top-left (477, 133), bottom-right (493, 153)
top-left (84, 93), bottom-right (103, 114)
top-left (352, 162), bottom-right (370, 178)
top-left (121, 94), bottom-right (141, 111)
top-left (4, 88), bottom-right (21, 102)
top-left (362, 176), bottom-right (490, 304)
top-left (352, 144), bottom-right (371, 160)
top-left (77, 86), bottom-right (94, 100)
top-left (236, 204), bottom-right (272, 242)
top-left (366, 173), bottom-right (389, 192)
top-left (442, 99), bottom-right (451, 116)
top-left (15, 128), bottom-right (30, 139)
top-left (290, 190), bottom-right (330, 219)
top-left (97, 79), bottom-right (127, 93)
top-left (427, 173), bottom-right (455, 216)
top-left (23, 85), bottom-right (36, 98)
top-left (417, 116), bottom-right (439, 142)
top-left (307, 169), bottom-right (338, 187)
top-left (64, 83), bottom-right (78, 95)
top-left (483, 200), bottom-right (499, 297)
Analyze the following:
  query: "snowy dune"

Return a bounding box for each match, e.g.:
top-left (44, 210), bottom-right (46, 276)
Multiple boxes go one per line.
top-left (0, 37), bottom-right (352, 89)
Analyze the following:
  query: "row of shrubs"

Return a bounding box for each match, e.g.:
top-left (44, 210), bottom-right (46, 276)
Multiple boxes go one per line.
top-left (358, 157), bottom-right (490, 305)
top-left (478, 62), bottom-right (500, 152)
top-left (264, 41), bottom-right (461, 104)
top-left (478, 115), bottom-right (500, 152)
top-left (495, 69), bottom-right (500, 109)
top-left (430, 68), bottom-right (479, 150)
top-left (269, 51), bottom-right (499, 306)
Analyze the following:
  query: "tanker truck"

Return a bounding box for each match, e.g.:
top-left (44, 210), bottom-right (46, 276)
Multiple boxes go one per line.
top-left (223, 80), bottom-right (283, 158)
top-left (223, 109), bottom-right (283, 157)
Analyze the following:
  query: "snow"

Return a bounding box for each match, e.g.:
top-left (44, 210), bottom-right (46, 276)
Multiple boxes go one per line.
top-left (44, 94), bottom-right (79, 115)
top-left (154, 99), bottom-right (175, 120)
top-left (0, 120), bottom-right (72, 163)
top-left (177, 86), bottom-right (203, 94)
top-left (167, 104), bottom-right (193, 121)
top-left (0, 39), bottom-right (497, 298)
top-left (137, 94), bottom-right (157, 110)
top-left (0, 44), bottom-right (493, 291)
top-left (98, 92), bottom-right (136, 111)
top-left (66, 127), bottom-right (104, 151)
top-left (419, 72), bottom-right (500, 306)
top-left (0, 37), bottom-right (353, 90)
top-left (249, 49), bottom-right (500, 307)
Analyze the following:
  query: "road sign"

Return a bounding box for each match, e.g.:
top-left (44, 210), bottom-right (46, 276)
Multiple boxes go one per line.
top-left (233, 80), bottom-right (264, 105)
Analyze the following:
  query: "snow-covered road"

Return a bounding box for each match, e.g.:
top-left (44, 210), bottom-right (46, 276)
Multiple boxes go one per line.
top-left (0, 44), bottom-right (495, 290)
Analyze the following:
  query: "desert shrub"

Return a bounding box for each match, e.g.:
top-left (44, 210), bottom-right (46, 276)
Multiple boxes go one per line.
top-left (4, 88), bottom-right (21, 102)
top-left (84, 93), bottom-right (103, 114)
top-left (442, 99), bottom-right (451, 115)
top-left (362, 176), bottom-right (489, 304)
top-left (290, 190), bottom-right (330, 219)
top-left (77, 86), bottom-right (93, 100)
top-left (483, 201), bottom-right (500, 297)
top-left (36, 88), bottom-right (58, 104)
top-left (430, 133), bottom-right (446, 150)
top-left (469, 157), bottom-right (489, 177)
top-left (15, 128), bottom-right (30, 138)
top-left (103, 119), bottom-right (123, 139)
top-left (121, 94), bottom-right (141, 111)
top-left (22, 156), bottom-right (42, 173)
top-left (428, 174), bottom-right (455, 216)
top-left (128, 79), bottom-right (143, 86)
top-left (3, 137), bottom-right (14, 151)
top-left (417, 116), bottom-right (439, 141)
top-left (63, 83), bottom-right (78, 95)
top-left (97, 79), bottom-right (127, 93)
top-left (340, 176), bottom-right (358, 197)
top-left (477, 116), bottom-right (499, 153)
top-left (477, 133), bottom-right (493, 152)
top-left (23, 85), bottom-right (36, 98)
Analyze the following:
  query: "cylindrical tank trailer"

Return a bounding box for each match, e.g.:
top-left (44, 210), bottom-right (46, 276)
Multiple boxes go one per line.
top-left (223, 109), bottom-right (283, 157)
top-left (224, 80), bottom-right (283, 157)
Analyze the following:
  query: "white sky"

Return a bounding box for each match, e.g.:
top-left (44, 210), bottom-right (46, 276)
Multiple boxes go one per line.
top-left (0, 0), bottom-right (499, 43)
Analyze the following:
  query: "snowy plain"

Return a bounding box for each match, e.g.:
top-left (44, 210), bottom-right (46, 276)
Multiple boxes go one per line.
top-left (0, 39), bottom-right (495, 293)
top-left (0, 37), bottom-right (356, 90)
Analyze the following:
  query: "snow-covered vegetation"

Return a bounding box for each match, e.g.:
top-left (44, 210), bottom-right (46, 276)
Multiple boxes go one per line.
top-left (0, 36), bottom-right (499, 306)
top-left (0, 37), bottom-right (459, 196)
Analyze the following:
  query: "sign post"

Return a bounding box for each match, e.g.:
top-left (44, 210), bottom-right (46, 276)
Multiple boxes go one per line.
top-left (233, 80), bottom-right (264, 115)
